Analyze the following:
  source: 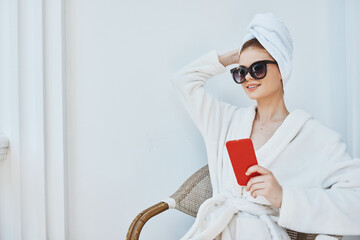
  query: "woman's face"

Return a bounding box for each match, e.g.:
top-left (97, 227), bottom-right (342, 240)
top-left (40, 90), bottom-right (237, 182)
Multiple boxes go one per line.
top-left (238, 47), bottom-right (283, 100)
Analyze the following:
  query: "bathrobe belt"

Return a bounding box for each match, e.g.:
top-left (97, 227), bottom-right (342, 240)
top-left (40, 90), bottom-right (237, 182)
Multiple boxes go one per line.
top-left (180, 191), bottom-right (291, 240)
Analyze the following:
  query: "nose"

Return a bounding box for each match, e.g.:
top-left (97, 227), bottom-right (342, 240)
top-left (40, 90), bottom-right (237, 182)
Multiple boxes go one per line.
top-left (244, 71), bottom-right (253, 81)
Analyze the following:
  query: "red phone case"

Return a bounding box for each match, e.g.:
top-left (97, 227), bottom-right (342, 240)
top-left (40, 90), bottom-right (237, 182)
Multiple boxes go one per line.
top-left (225, 138), bottom-right (260, 186)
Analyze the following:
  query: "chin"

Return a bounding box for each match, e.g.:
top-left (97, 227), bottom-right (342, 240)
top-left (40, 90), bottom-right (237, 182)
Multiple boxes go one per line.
top-left (248, 95), bottom-right (260, 100)
top-left (244, 90), bottom-right (261, 100)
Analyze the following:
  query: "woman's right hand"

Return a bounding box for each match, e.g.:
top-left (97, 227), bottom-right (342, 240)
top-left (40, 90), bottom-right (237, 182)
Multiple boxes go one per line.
top-left (218, 49), bottom-right (240, 67)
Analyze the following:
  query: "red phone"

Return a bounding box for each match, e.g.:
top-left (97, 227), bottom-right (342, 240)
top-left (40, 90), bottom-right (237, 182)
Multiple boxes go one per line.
top-left (225, 138), bottom-right (261, 186)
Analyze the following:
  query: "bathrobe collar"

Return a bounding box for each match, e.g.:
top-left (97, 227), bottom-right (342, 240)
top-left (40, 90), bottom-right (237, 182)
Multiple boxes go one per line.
top-left (242, 103), bottom-right (313, 169)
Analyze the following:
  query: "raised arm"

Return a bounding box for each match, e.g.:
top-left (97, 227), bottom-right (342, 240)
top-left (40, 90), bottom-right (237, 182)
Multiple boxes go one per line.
top-left (218, 49), bottom-right (240, 67)
top-left (171, 49), bottom-right (239, 141)
top-left (278, 133), bottom-right (360, 235)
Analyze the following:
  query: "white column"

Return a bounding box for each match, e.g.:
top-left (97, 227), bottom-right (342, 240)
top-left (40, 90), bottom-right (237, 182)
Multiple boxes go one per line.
top-left (0, 0), bottom-right (22, 238)
top-left (43, 0), bottom-right (68, 239)
top-left (345, 0), bottom-right (360, 158)
top-left (18, 0), bottom-right (47, 238)
top-left (0, 0), bottom-right (68, 239)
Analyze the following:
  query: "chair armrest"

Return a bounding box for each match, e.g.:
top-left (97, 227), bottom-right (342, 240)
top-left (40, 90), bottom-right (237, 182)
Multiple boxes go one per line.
top-left (126, 164), bottom-right (212, 239)
top-left (126, 201), bottom-right (169, 240)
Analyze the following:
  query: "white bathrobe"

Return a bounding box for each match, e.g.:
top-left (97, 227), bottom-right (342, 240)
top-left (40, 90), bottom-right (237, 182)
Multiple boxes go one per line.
top-left (170, 50), bottom-right (360, 240)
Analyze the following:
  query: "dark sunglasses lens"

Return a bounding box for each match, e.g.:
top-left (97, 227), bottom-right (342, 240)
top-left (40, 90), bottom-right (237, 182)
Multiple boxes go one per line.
top-left (232, 69), bottom-right (245, 83)
top-left (251, 63), bottom-right (266, 79)
top-left (239, 68), bottom-right (247, 79)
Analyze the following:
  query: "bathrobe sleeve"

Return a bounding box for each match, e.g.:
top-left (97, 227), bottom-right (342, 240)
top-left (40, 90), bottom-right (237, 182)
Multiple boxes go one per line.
top-left (171, 50), bottom-right (237, 141)
top-left (278, 133), bottom-right (360, 235)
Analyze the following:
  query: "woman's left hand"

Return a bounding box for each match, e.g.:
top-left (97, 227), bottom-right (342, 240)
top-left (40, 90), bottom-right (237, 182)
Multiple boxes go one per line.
top-left (245, 165), bottom-right (283, 209)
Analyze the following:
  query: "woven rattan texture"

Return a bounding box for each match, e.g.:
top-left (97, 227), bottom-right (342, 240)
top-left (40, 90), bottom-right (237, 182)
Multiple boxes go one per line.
top-left (285, 230), bottom-right (343, 240)
top-left (286, 230), bottom-right (317, 240)
top-left (169, 164), bottom-right (212, 217)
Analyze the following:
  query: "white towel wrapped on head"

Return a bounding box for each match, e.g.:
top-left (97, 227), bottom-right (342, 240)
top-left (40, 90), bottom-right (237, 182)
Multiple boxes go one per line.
top-left (238, 12), bottom-right (294, 87)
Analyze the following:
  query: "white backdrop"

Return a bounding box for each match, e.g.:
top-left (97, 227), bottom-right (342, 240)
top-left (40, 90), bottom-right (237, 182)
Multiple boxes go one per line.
top-left (0, 0), bottom-right (359, 239)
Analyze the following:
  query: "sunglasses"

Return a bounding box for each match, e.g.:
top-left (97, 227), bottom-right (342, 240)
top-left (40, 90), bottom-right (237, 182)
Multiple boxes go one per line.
top-left (230, 60), bottom-right (278, 84)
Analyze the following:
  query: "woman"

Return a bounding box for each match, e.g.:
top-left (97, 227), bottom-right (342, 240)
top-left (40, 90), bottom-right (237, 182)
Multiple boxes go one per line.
top-left (170, 12), bottom-right (360, 240)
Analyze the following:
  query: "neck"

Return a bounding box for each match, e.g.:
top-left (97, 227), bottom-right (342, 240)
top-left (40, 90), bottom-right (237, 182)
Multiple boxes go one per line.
top-left (255, 92), bottom-right (289, 125)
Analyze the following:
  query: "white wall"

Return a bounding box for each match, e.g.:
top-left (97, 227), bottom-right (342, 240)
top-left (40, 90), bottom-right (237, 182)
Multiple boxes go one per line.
top-left (65, 0), bottom-right (359, 239)
top-left (0, 0), bottom-right (359, 239)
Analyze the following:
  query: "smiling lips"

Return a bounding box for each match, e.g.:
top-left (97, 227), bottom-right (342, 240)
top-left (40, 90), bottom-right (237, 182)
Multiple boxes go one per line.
top-left (246, 84), bottom-right (261, 90)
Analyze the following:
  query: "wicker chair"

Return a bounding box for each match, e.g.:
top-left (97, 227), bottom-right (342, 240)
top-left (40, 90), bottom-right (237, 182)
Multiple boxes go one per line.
top-left (127, 164), bottom-right (343, 240)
